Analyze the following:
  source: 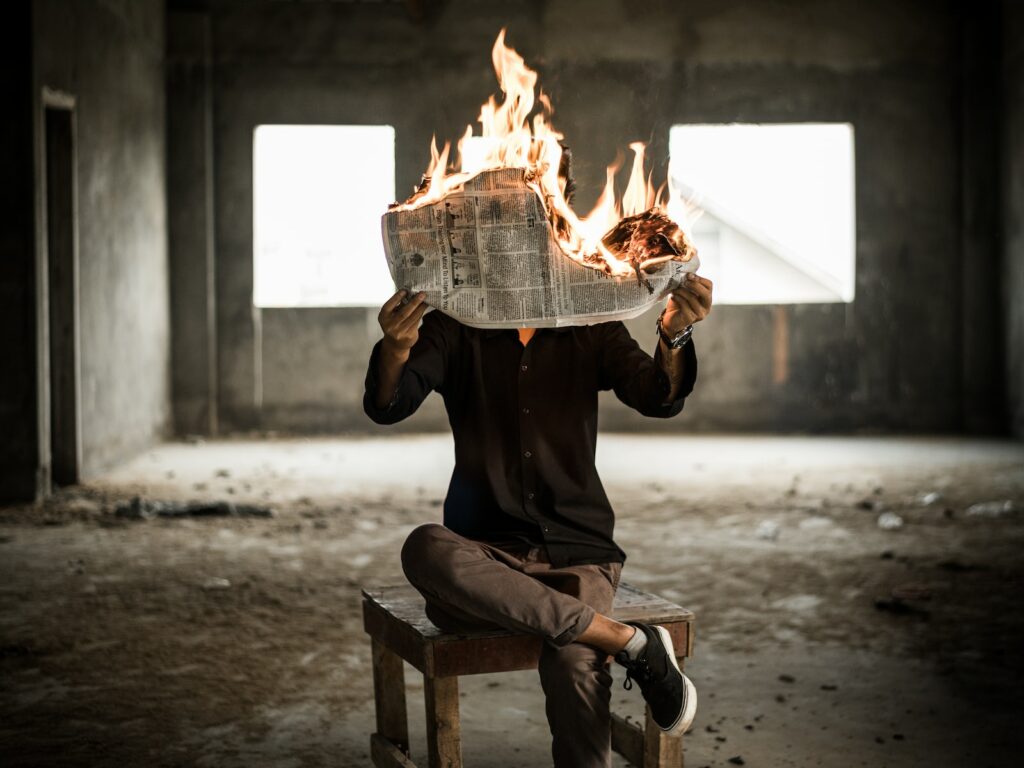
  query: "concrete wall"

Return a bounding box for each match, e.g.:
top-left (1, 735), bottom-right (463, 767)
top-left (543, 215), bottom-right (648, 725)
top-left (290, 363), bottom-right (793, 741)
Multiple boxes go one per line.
top-left (32, 0), bottom-right (170, 479)
top-left (0, 4), bottom-right (39, 502)
top-left (173, 0), bottom-right (1009, 435)
top-left (1005, 0), bottom-right (1024, 437)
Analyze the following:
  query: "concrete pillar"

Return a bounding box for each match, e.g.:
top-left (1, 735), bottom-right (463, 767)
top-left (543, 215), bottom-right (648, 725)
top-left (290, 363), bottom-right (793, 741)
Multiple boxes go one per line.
top-left (1003, 0), bottom-right (1024, 437)
top-left (167, 11), bottom-right (218, 436)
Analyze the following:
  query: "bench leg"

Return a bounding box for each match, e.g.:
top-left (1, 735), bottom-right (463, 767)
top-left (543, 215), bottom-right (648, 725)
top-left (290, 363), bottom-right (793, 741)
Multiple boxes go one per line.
top-left (424, 674), bottom-right (461, 768)
top-left (643, 701), bottom-right (683, 767)
top-left (371, 639), bottom-right (410, 756)
top-left (642, 653), bottom-right (687, 768)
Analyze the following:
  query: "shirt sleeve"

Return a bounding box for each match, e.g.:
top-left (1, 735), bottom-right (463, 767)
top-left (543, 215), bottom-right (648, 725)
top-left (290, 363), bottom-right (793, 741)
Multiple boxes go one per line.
top-left (363, 309), bottom-right (451, 425)
top-left (595, 320), bottom-right (698, 418)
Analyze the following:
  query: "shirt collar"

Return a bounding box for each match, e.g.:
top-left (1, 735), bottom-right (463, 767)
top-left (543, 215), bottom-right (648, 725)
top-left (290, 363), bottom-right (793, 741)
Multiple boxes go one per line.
top-left (481, 326), bottom-right (574, 338)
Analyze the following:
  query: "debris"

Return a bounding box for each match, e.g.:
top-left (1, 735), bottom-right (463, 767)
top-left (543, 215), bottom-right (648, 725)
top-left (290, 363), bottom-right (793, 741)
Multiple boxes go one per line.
top-left (200, 577), bottom-right (231, 590)
top-left (891, 583), bottom-right (932, 601)
top-left (798, 516), bottom-right (832, 531)
top-left (917, 491), bottom-right (942, 506)
top-left (64, 497), bottom-right (103, 515)
top-left (215, 469), bottom-right (231, 478)
top-left (775, 694), bottom-right (787, 703)
top-left (114, 496), bottom-right (274, 520)
top-left (873, 597), bottom-right (930, 618)
top-left (820, 684), bottom-right (838, 691)
top-left (964, 500), bottom-right (1016, 518)
top-left (756, 520), bottom-right (781, 541)
top-left (744, 724), bottom-right (754, 730)
top-left (856, 499), bottom-right (878, 511)
top-left (778, 674), bottom-right (795, 683)
top-left (880, 550), bottom-right (894, 560)
top-left (876, 512), bottom-right (904, 531)
top-left (727, 757), bottom-right (745, 766)
top-left (705, 724), bottom-right (720, 733)
top-left (715, 736), bottom-right (727, 742)
top-left (937, 560), bottom-right (985, 573)
top-left (185, 434), bottom-right (205, 445)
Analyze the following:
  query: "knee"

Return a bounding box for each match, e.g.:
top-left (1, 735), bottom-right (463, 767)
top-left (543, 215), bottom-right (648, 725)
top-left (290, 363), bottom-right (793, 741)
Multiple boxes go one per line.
top-left (400, 523), bottom-right (451, 587)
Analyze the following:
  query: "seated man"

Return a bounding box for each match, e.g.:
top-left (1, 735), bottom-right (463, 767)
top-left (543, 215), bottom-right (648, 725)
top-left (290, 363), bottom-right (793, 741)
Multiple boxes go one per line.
top-left (363, 274), bottom-right (712, 768)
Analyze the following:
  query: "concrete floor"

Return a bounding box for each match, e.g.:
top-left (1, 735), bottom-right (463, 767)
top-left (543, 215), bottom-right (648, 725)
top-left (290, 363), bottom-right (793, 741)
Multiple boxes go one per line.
top-left (1, 435), bottom-right (1023, 767)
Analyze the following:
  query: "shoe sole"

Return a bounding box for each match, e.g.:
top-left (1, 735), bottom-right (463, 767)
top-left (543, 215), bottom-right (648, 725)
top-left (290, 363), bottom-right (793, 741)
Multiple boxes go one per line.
top-left (653, 624), bottom-right (698, 736)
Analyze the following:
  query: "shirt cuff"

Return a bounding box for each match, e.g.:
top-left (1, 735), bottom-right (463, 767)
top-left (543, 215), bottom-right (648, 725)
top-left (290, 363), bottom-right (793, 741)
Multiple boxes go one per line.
top-left (656, 337), bottom-right (698, 408)
top-left (362, 340), bottom-right (402, 422)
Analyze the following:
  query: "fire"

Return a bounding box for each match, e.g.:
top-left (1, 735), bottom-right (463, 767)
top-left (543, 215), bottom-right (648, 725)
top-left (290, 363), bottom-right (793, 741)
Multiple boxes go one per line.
top-left (391, 29), bottom-right (696, 280)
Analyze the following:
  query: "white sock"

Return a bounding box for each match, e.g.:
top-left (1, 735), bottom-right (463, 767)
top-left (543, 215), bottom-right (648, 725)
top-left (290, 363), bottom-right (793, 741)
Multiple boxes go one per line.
top-left (622, 626), bottom-right (648, 661)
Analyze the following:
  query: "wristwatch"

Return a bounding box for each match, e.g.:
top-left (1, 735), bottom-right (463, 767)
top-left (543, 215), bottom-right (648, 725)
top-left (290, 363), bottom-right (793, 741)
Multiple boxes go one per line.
top-left (656, 309), bottom-right (693, 349)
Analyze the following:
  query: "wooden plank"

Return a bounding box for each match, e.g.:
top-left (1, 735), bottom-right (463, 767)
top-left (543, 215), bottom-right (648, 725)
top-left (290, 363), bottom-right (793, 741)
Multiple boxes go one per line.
top-left (372, 640), bottom-right (410, 754)
top-left (611, 712), bottom-right (644, 767)
top-left (643, 703), bottom-right (682, 768)
top-left (363, 595), bottom-right (434, 675)
top-left (370, 733), bottom-right (419, 768)
top-left (424, 675), bottom-right (461, 768)
top-left (433, 634), bottom-right (542, 677)
top-left (364, 583), bottom-right (694, 637)
top-left (364, 584), bottom-right (692, 678)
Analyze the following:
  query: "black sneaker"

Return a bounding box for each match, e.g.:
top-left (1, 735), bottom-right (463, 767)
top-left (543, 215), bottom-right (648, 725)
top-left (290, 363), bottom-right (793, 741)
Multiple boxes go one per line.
top-left (614, 622), bottom-right (697, 735)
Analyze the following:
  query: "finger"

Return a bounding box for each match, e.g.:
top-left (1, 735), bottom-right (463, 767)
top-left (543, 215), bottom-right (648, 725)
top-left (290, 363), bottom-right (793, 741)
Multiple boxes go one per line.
top-left (672, 289), bottom-right (703, 320)
top-left (381, 288), bottom-right (408, 315)
top-left (688, 273), bottom-right (712, 290)
top-left (686, 280), bottom-right (712, 309)
top-left (394, 292), bottom-right (426, 324)
top-left (397, 301), bottom-right (429, 333)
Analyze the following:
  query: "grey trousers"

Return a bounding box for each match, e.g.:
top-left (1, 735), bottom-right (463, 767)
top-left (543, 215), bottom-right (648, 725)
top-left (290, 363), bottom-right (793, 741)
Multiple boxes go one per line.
top-left (400, 523), bottom-right (623, 768)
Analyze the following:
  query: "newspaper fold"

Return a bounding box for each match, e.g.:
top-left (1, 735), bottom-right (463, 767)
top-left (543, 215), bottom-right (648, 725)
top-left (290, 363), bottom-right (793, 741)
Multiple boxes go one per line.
top-left (381, 169), bottom-right (699, 329)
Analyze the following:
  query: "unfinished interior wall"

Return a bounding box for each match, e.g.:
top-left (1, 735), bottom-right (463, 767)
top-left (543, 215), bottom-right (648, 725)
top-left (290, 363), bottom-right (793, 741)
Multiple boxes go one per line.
top-left (176, 0), bottom-right (1008, 435)
top-left (32, 0), bottom-right (170, 479)
top-left (0, 5), bottom-right (38, 502)
top-left (1005, 0), bottom-right (1024, 437)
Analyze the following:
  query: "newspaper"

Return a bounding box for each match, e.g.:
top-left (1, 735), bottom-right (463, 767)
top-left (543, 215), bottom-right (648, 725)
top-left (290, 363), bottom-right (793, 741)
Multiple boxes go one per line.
top-left (380, 168), bottom-right (699, 328)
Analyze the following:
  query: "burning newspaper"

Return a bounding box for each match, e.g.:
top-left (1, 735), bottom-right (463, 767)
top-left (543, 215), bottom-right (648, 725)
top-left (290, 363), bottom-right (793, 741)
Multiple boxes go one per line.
top-left (379, 29), bottom-right (700, 329)
top-left (381, 168), bottom-right (698, 328)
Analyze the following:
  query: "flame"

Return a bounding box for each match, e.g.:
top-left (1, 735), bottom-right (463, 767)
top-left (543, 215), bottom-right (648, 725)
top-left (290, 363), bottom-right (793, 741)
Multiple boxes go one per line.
top-left (392, 29), bottom-right (694, 277)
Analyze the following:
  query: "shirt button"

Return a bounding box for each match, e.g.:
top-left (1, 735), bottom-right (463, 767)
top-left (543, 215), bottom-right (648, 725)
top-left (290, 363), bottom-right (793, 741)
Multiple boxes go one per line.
top-left (543, 526), bottom-right (550, 533)
top-left (522, 407), bottom-right (530, 414)
top-left (524, 450), bottom-right (532, 458)
top-left (521, 364), bottom-right (528, 372)
top-left (527, 492), bottom-right (535, 500)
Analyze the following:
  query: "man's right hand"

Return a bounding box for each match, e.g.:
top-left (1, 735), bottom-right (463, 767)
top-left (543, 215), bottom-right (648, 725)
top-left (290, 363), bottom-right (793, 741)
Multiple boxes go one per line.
top-left (378, 289), bottom-right (429, 357)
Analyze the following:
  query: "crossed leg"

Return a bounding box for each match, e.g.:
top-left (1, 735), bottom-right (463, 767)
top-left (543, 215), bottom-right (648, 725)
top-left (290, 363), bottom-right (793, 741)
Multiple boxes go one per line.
top-left (400, 523), bottom-right (627, 768)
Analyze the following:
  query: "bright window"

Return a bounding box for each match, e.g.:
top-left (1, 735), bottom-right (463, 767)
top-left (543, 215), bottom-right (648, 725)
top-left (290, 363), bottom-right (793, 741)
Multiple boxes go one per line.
top-left (253, 125), bottom-right (396, 307)
top-left (669, 123), bottom-right (856, 304)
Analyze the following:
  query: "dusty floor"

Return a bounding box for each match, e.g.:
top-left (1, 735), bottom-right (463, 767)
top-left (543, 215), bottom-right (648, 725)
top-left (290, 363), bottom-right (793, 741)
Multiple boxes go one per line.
top-left (1, 434), bottom-right (1023, 768)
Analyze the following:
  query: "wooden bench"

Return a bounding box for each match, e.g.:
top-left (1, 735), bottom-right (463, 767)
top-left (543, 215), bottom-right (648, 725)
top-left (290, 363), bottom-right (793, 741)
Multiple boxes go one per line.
top-left (362, 582), bottom-right (695, 768)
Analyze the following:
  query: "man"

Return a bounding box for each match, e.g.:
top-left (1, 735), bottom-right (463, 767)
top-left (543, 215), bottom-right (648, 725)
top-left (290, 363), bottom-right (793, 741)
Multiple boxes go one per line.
top-left (364, 273), bottom-right (712, 767)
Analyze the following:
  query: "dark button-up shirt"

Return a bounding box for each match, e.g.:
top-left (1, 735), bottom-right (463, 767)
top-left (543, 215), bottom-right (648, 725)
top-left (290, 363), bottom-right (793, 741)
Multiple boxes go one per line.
top-left (363, 310), bottom-right (698, 567)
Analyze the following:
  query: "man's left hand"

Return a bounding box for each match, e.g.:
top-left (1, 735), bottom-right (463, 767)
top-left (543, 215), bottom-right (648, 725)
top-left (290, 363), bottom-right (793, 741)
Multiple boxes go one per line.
top-left (663, 273), bottom-right (713, 335)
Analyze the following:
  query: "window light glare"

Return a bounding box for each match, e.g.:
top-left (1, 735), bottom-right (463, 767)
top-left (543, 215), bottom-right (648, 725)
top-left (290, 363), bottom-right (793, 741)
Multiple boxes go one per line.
top-left (669, 123), bottom-right (856, 305)
top-left (253, 124), bottom-right (396, 307)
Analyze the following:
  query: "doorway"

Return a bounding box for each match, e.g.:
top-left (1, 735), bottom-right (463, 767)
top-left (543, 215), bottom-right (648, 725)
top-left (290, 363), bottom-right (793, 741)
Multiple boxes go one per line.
top-left (43, 100), bottom-right (80, 488)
